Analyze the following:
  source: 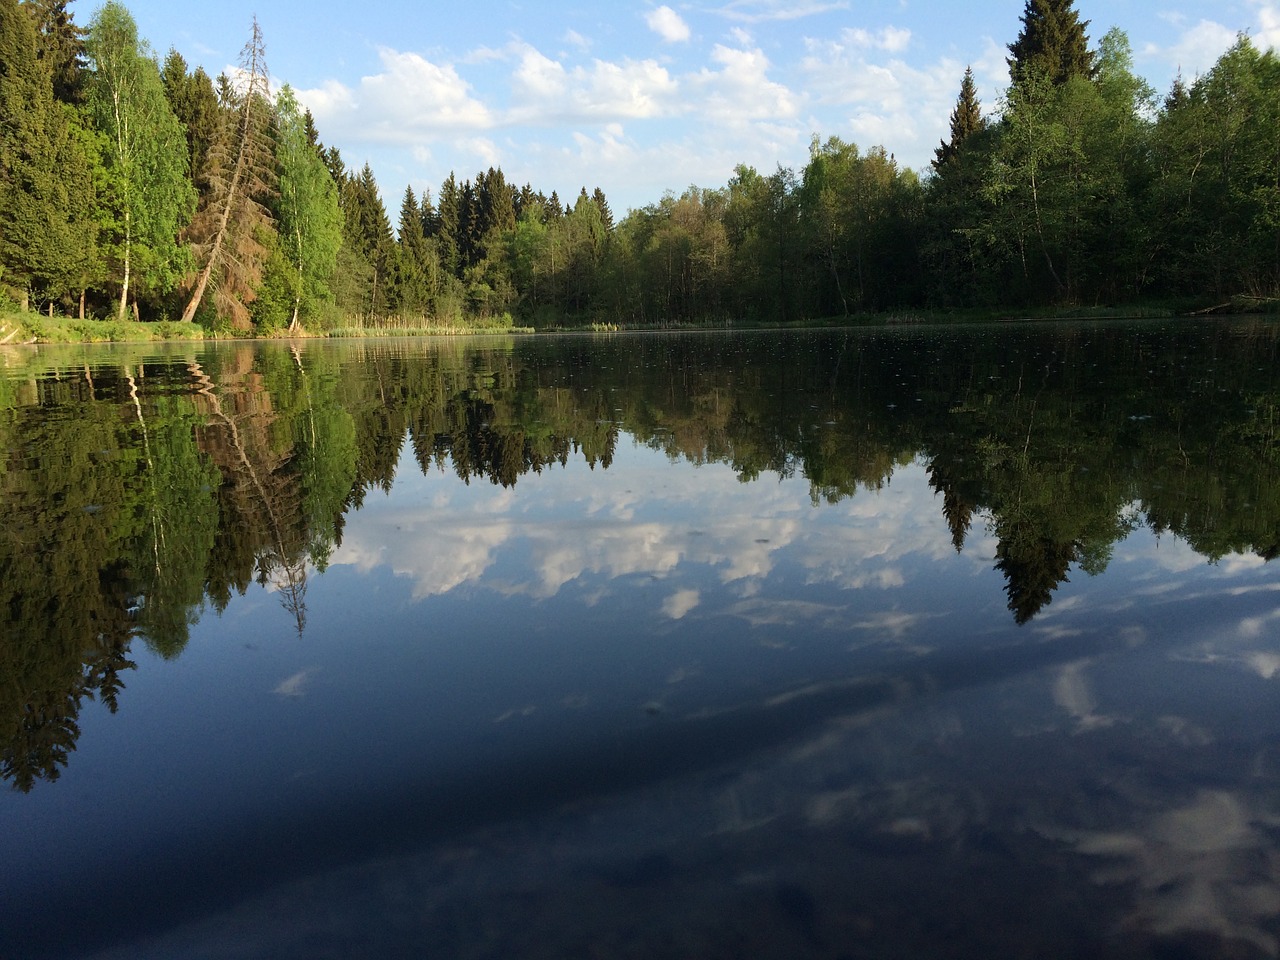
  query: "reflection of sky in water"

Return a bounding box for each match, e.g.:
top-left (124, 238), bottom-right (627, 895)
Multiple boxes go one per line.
top-left (9, 438), bottom-right (1280, 959)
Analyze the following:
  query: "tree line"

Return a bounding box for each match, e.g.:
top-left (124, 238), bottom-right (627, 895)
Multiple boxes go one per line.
top-left (2, 0), bottom-right (1279, 333)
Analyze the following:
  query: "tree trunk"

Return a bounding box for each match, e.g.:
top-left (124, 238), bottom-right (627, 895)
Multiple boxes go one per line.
top-left (118, 214), bottom-right (131, 323)
top-left (179, 156), bottom-right (244, 323)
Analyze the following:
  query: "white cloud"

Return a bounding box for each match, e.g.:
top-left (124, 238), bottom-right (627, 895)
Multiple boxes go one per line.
top-left (1254, 1), bottom-right (1280, 49)
top-left (715, 0), bottom-right (850, 23)
top-left (513, 45), bottom-right (569, 100)
top-left (663, 588), bottom-right (702, 619)
top-left (798, 38), bottom-right (973, 168)
top-left (563, 29), bottom-right (592, 52)
top-left (1052, 659), bottom-right (1116, 731)
top-left (297, 47), bottom-right (492, 143)
top-left (509, 45), bottom-right (680, 123)
top-left (460, 137), bottom-right (501, 169)
top-left (1141, 19), bottom-right (1239, 81)
top-left (1061, 790), bottom-right (1280, 955)
top-left (840, 26), bottom-right (912, 52)
top-left (693, 44), bottom-right (802, 121)
top-left (647, 6), bottom-right (692, 43)
top-left (273, 669), bottom-right (314, 698)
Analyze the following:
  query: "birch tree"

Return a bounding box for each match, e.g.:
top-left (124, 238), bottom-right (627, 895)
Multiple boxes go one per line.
top-left (85, 1), bottom-right (194, 321)
top-left (274, 84), bottom-right (341, 332)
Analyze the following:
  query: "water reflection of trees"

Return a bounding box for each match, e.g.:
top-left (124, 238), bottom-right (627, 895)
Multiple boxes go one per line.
top-left (4, 323), bottom-right (1280, 789)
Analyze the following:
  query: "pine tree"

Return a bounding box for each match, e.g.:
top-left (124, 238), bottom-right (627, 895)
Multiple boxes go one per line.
top-left (419, 186), bottom-right (438, 236)
top-left (592, 186), bottom-right (614, 231)
top-left (1007, 0), bottom-right (1094, 87)
top-left (436, 173), bottom-right (460, 275)
top-left (458, 178), bottom-right (479, 269)
top-left (160, 49), bottom-right (220, 195)
top-left (0, 0), bottom-right (95, 309)
top-left (479, 167), bottom-right (516, 236)
top-left (933, 65), bottom-right (983, 170)
top-left (515, 183), bottom-right (536, 221)
top-left (340, 164), bottom-right (393, 317)
top-left (21, 0), bottom-right (83, 103)
top-left (545, 190), bottom-right (564, 222)
top-left (392, 185), bottom-right (432, 314)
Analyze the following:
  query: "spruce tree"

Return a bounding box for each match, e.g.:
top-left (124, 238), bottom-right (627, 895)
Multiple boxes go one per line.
top-left (21, 0), bottom-right (83, 103)
top-left (392, 185), bottom-right (431, 315)
top-left (592, 186), bottom-right (614, 231)
top-left (933, 66), bottom-right (983, 170)
top-left (0, 0), bottom-right (94, 308)
top-left (1007, 0), bottom-right (1094, 86)
top-left (339, 164), bottom-right (393, 317)
top-left (435, 173), bottom-right (461, 275)
top-left (161, 49), bottom-right (220, 196)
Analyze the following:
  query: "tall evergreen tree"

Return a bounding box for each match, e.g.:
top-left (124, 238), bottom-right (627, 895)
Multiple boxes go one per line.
top-left (592, 186), bottom-right (614, 231)
top-left (21, 0), bottom-right (83, 103)
top-left (419, 185), bottom-right (438, 236)
top-left (0, 0), bottom-right (94, 309)
top-left (85, 2), bottom-right (196, 320)
top-left (390, 184), bottom-right (431, 314)
top-left (933, 66), bottom-right (983, 170)
top-left (1007, 0), bottom-right (1094, 86)
top-left (545, 189), bottom-right (564, 222)
top-left (160, 49), bottom-right (220, 196)
top-left (340, 163), bottom-right (393, 318)
top-left (435, 172), bottom-right (461, 276)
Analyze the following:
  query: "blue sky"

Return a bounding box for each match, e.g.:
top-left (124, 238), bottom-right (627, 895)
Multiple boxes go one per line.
top-left (77, 0), bottom-right (1280, 214)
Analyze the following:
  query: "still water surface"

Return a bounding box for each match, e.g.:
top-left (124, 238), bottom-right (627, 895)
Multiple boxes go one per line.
top-left (4, 322), bottom-right (1280, 958)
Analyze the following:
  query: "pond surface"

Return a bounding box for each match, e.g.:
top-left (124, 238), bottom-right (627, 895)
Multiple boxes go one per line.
top-left (4, 322), bottom-right (1280, 959)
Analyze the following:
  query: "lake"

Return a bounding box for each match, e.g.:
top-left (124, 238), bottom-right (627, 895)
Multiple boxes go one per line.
top-left (4, 321), bottom-right (1280, 959)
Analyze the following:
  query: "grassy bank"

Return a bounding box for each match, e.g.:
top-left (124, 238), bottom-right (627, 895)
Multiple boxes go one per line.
top-left (0, 310), bottom-right (208, 345)
top-left (3, 297), bottom-right (1274, 346)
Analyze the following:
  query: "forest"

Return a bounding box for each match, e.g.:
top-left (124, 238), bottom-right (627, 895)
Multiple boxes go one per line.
top-left (2, 0), bottom-right (1280, 335)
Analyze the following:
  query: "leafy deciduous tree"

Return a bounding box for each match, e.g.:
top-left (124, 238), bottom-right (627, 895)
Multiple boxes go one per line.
top-left (85, 1), bottom-right (195, 320)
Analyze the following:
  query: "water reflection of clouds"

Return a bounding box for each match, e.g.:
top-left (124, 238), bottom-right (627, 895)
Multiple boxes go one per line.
top-left (332, 450), bottom-right (981, 611)
top-left (1052, 659), bottom-right (1116, 731)
top-left (337, 516), bottom-right (515, 599)
top-left (662, 588), bottom-right (701, 620)
top-left (798, 469), bottom-right (978, 590)
top-left (1056, 790), bottom-right (1280, 956)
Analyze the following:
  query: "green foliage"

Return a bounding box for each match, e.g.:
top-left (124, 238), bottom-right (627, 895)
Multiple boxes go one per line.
top-left (1008, 0), bottom-right (1094, 87)
top-left (934, 66), bottom-right (983, 171)
top-left (272, 84), bottom-right (342, 331)
top-left (0, 0), bottom-right (96, 308)
top-left (85, 1), bottom-right (196, 320)
top-left (160, 48), bottom-right (220, 196)
top-left (23, 0), bottom-right (85, 103)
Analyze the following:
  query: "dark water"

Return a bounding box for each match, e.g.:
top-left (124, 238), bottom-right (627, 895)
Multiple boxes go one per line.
top-left (4, 322), bottom-right (1280, 959)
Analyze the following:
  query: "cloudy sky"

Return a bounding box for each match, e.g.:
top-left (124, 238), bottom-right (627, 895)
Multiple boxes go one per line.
top-left (89, 0), bottom-right (1280, 213)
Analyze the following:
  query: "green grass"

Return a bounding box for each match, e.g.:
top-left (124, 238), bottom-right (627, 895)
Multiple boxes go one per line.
top-left (1, 310), bottom-right (208, 344)
top-left (329, 311), bottom-right (533, 337)
top-left (3, 296), bottom-right (1273, 347)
